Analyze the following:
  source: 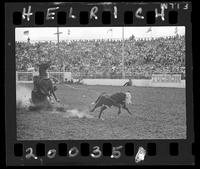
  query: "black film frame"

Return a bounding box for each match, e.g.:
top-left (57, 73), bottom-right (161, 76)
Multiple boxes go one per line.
top-left (5, 1), bottom-right (194, 166)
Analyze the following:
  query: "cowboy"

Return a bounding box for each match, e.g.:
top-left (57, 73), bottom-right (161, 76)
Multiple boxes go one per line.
top-left (32, 61), bottom-right (51, 94)
top-left (32, 60), bottom-right (50, 84)
top-left (38, 60), bottom-right (51, 79)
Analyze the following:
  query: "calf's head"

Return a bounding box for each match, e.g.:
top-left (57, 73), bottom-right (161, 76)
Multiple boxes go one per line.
top-left (125, 91), bottom-right (132, 104)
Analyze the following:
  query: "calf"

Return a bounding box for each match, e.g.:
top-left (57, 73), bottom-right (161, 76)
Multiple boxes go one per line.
top-left (90, 92), bottom-right (132, 119)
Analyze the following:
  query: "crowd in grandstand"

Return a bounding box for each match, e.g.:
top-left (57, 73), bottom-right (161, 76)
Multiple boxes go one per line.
top-left (16, 35), bottom-right (185, 79)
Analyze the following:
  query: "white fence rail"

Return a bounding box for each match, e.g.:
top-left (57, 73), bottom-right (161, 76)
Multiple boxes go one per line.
top-left (82, 79), bottom-right (185, 88)
top-left (16, 72), bottom-right (184, 88)
top-left (16, 71), bottom-right (72, 83)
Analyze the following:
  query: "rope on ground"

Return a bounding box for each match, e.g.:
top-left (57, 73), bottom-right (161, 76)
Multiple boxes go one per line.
top-left (64, 84), bottom-right (81, 90)
top-left (64, 84), bottom-right (101, 100)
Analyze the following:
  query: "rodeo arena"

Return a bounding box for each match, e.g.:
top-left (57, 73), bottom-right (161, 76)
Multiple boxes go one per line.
top-left (16, 27), bottom-right (186, 140)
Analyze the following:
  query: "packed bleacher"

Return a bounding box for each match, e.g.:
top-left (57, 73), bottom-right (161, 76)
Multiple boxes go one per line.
top-left (16, 35), bottom-right (185, 79)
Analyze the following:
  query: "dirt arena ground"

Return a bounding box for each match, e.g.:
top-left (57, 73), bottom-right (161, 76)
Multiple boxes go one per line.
top-left (16, 83), bottom-right (186, 140)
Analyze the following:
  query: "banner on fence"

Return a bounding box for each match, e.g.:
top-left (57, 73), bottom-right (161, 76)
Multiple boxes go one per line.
top-left (151, 74), bottom-right (181, 83)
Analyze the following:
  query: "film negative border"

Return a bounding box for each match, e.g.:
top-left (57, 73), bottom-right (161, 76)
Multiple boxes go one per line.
top-left (9, 2), bottom-right (191, 26)
top-left (11, 141), bottom-right (194, 165)
top-left (5, 1), bottom-right (194, 166)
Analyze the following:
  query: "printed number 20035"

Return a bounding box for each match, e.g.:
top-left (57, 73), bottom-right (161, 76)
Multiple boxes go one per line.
top-left (25, 146), bottom-right (123, 159)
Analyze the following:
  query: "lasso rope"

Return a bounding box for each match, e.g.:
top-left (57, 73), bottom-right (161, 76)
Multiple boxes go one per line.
top-left (64, 84), bottom-right (101, 100)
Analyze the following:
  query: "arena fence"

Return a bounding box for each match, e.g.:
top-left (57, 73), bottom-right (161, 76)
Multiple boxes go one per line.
top-left (16, 71), bottom-right (72, 83)
top-left (16, 71), bottom-right (185, 88)
top-left (16, 71), bottom-right (184, 81)
top-left (81, 79), bottom-right (185, 88)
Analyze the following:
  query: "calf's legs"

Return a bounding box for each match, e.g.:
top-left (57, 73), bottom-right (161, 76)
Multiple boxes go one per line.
top-left (98, 106), bottom-right (107, 119)
top-left (90, 105), bottom-right (98, 112)
top-left (117, 105), bottom-right (122, 115)
top-left (122, 104), bottom-right (132, 115)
